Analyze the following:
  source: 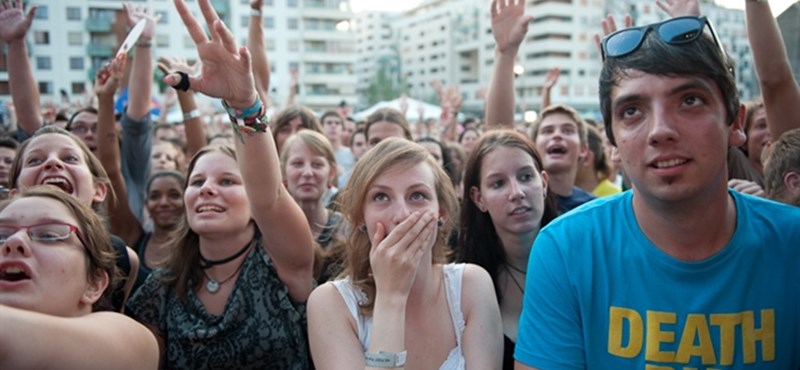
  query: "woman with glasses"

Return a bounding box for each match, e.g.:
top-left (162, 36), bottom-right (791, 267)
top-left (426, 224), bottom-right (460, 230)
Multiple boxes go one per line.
top-left (0, 186), bottom-right (158, 369)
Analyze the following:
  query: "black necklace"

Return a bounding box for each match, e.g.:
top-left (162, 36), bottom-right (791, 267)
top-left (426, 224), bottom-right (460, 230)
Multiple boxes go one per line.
top-left (199, 239), bottom-right (253, 269)
top-left (505, 262), bottom-right (527, 274)
top-left (503, 263), bottom-right (525, 294)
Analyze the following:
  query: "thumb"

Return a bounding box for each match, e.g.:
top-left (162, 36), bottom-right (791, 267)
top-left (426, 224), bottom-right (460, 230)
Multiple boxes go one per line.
top-left (26, 6), bottom-right (37, 24)
top-left (163, 72), bottom-right (198, 91)
top-left (239, 46), bottom-right (252, 70)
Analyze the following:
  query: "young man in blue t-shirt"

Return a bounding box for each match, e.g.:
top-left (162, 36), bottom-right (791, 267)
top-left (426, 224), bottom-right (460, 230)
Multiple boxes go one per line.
top-left (515, 11), bottom-right (800, 370)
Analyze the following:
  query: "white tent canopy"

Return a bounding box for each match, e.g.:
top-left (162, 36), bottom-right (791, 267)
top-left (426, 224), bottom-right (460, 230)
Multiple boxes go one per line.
top-left (353, 97), bottom-right (445, 122)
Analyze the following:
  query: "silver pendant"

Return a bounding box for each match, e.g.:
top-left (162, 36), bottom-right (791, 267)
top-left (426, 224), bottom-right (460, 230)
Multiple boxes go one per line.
top-left (206, 279), bottom-right (220, 293)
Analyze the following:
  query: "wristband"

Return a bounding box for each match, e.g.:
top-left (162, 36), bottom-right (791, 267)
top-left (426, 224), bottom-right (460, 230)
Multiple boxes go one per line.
top-left (364, 351), bottom-right (407, 368)
top-left (136, 40), bottom-right (152, 47)
top-left (183, 109), bottom-right (201, 121)
top-left (222, 98), bottom-right (262, 119)
top-left (250, 8), bottom-right (262, 16)
top-left (226, 101), bottom-right (269, 141)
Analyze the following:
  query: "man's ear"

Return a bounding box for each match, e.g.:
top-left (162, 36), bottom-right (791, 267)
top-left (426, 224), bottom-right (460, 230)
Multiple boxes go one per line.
top-left (469, 186), bottom-right (487, 213)
top-left (729, 104), bottom-right (747, 147)
top-left (785, 172), bottom-right (800, 192)
top-left (8, 187), bottom-right (20, 199)
top-left (80, 271), bottom-right (109, 307)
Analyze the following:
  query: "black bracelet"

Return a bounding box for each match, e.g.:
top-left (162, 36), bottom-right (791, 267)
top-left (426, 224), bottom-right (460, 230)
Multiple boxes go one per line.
top-left (172, 71), bottom-right (191, 92)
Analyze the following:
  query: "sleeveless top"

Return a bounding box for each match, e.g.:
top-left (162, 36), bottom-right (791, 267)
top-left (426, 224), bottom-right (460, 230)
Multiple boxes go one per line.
top-left (332, 263), bottom-right (467, 370)
top-left (126, 238), bottom-right (309, 370)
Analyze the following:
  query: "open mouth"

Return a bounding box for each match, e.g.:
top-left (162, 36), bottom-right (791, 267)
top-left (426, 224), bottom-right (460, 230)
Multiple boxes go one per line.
top-left (0, 266), bottom-right (31, 282)
top-left (196, 205), bottom-right (225, 214)
top-left (510, 206), bottom-right (530, 216)
top-left (41, 176), bottom-right (74, 194)
top-left (546, 145), bottom-right (567, 155)
top-left (652, 158), bottom-right (688, 169)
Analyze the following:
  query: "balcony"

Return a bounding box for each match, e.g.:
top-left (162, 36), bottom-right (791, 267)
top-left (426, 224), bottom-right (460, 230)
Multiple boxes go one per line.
top-left (87, 67), bottom-right (97, 81)
top-left (85, 18), bottom-right (112, 33)
top-left (86, 43), bottom-right (114, 57)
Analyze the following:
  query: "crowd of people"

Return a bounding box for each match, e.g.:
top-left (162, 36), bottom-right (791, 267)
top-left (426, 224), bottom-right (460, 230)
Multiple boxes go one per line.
top-left (0, 0), bottom-right (798, 368)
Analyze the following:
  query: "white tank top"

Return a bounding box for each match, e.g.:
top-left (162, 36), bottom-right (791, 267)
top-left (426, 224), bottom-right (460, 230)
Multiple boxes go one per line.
top-left (332, 263), bottom-right (467, 370)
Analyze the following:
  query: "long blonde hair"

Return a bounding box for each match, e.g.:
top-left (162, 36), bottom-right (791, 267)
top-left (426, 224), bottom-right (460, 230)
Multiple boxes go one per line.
top-left (338, 138), bottom-right (457, 315)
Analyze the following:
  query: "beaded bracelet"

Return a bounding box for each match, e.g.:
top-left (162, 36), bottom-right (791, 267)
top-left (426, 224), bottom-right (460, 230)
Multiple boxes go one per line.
top-left (225, 100), bottom-right (269, 142)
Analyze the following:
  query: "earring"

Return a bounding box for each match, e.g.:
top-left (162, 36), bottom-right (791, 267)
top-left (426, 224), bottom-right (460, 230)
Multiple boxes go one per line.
top-left (437, 219), bottom-right (444, 227)
top-left (359, 225), bottom-right (367, 233)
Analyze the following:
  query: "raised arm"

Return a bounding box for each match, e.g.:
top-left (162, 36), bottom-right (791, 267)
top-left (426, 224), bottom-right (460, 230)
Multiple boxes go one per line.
top-left (485, 0), bottom-right (532, 130)
top-left (157, 56), bottom-right (207, 158)
top-left (248, 0), bottom-right (271, 105)
top-left (744, 0), bottom-right (800, 138)
top-left (0, 305), bottom-right (159, 370)
top-left (0, 0), bottom-right (42, 135)
top-left (170, 0), bottom-right (314, 302)
top-left (96, 56), bottom-right (145, 247)
top-left (123, 2), bottom-right (159, 121)
top-left (540, 67), bottom-right (560, 110)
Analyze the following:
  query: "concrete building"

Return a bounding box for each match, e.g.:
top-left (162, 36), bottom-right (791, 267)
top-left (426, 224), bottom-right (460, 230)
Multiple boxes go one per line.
top-left (352, 11), bottom-right (400, 108)
top-left (777, 1), bottom-right (800, 86)
top-left (0, 0), bottom-right (358, 112)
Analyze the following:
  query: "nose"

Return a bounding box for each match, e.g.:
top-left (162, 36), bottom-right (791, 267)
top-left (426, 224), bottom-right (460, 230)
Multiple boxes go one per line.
top-left (390, 201), bottom-right (413, 226)
top-left (509, 179), bottom-right (526, 201)
top-left (2, 231), bottom-right (32, 258)
top-left (43, 155), bottom-right (65, 170)
top-left (199, 181), bottom-right (216, 197)
top-left (647, 108), bottom-right (680, 145)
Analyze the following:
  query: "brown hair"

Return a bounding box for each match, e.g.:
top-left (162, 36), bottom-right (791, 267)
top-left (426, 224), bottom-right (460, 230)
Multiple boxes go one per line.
top-left (364, 108), bottom-right (413, 142)
top-left (338, 138), bottom-right (457, 315)
top-left (764, 128), bottom-right (800, 205)
top-left (0, 186), bottom-right (119, 311)
top-left (531, 103), bottom-right (588, 146)
top-left (271, 105), bottom-right (323, 152)
top-left (280, 130), bottom-right (338, 188)
top-left (9, 126), bottom-right (116, 213)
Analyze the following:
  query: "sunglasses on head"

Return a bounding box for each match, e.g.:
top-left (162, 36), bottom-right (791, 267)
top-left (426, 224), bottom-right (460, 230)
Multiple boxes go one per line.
top-left (601, 16), bottom-right (725, 61)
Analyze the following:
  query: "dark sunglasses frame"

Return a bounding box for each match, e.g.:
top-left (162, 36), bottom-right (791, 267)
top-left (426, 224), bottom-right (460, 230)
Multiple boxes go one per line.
top-left (601, 16), bottom-right (725, 61)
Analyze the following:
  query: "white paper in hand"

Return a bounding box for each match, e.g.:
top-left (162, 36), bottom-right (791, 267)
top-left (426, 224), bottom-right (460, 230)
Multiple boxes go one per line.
top-left (117, 19), bottom-right (147, 57)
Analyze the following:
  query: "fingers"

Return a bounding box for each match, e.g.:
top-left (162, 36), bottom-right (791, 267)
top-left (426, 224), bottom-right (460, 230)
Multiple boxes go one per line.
top-left (490, 0), bottom-right (499, 18)
top-left (198, 0), bottom-right (221, 33)
top-left (370, 222), bottom-right (386, 249)
top-left (215, 19), bottom-right (239, 55)
top-left (174, 0), bottom-right (208, 45)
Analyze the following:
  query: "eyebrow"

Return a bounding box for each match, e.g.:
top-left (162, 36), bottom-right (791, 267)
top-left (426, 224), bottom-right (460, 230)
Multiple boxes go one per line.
top-left (484, 165), bottom-right (536, 179)
top-left (613, 79), bottom-right (716, 110)
top-left (0, 217), bottom-right (67, 225)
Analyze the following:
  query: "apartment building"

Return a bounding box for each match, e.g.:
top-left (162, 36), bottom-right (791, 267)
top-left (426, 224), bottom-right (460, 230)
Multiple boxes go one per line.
top-left (0, 0), bottom-right (358, 112)
top-left (352, 11), bottom-right (400, 107)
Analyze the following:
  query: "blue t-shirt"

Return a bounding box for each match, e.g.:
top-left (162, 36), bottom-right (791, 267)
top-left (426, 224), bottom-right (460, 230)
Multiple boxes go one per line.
top-left (516, 190), bottom-right (800, 369)
top-left (557, 186), bottom-right (596, 214)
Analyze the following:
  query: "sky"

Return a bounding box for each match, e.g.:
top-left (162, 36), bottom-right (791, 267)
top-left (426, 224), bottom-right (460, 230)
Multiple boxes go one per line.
top-left (350, 0), bottom-right (796, 16)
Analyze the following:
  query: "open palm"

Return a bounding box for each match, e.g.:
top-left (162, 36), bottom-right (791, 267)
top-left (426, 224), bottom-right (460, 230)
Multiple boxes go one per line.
top-left (490, 0), bottom-right (532, 54)
top-left (0, 0), bottom-right (36, 42)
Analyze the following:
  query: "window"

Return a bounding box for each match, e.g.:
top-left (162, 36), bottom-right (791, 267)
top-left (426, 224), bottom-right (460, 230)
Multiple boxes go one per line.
top-left (67, 7), bottom-right (81, 21)
top-left (287, 18), bottom-right (299, 30)
top-left (265, 38), bottom-right (275, 51)
top-left (72, 82), bottom-right (86, 95)
top-left (263, 16), bottom-right (274, 29)
top-left (0, 81), bottom-right (9, 95)
top-left (34, 31), bottom-right (49, 45)
top-left (288, 39), bottom-right (299, 52)
top-left (241, 15), bottom-right (249, 27)
top-left (38, 81), bottom-right (53, 95)
top-left (70, 57), bottom-right (84, 70)
top-left (264, 0), bottom-right (274, 5)
top-left (156, 11), bottom-right (168, 24)
top-left (34, 5), bottom-right (48, 19)
top-left (288, 0), bottom-right (298, 7)
top-left (289, 62), bottom-right (299, 72)
top-left (68, 32), bottom-right (82, 46)
top-left (156, 34), bottom-right (170, 47)
top-left (36, 56), bottom-right (52, 70)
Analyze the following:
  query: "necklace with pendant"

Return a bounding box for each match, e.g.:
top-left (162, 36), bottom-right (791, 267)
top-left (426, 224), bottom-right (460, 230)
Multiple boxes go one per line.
top-left (202, 247), bottom-right (250, 294)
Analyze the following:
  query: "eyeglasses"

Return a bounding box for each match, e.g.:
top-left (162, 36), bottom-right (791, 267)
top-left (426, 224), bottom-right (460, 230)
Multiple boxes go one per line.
top-left (601, 16), bottom-right (725, 61)
top-left (0, 222), bottom-right (91, 256)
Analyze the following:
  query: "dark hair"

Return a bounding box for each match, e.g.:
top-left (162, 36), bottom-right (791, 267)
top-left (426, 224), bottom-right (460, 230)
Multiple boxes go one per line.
top-left (599, 27), bottom-right (739, 146)
top-left (365, 108), bottom-right (413, 142)
top-left (585, 125), bottom-right (612, 180)
top-left (320, 110), bottom-right (345, 126)
top-left (0, 137), bottom-right (19, 151)
top-left (416, 136), bottom-right (457, 186)
top-left (271, 105), bottom-right (323, 151)
top-left (458, 128), bottom-right (480, 144)
top-left (146, 170), bottom-right (186, 194)
top-left (65, 107), bottom-right (99, 132)
top-left (457, 130), bottom-right (559, 303)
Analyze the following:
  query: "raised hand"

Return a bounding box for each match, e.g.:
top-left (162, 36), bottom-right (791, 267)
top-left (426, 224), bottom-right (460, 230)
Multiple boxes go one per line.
top-left (490, 0), bottom-right (532, 54)
top-left (543, 67), bottom-right (561, 90)
top-left (122, 2), bottom-right (160, 40)
top-left (728, 179), bottom-right (766, 198)
top-left (0, 0), bottom-right (37, 43)
top-left (592, 14), bottom-right (633, 57)
top-left (157, 56), bottom-right (199, 76)
top-left (169, 0), bottom-right (257, 108)
top-left (369, 212), bottom-right (437, 300)
top-left (655, 0), bottom-right (701, 18)
top-left (94, 55), bottom-right (127, 97)
top-left (250, 0), bottom-right (263, 9)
